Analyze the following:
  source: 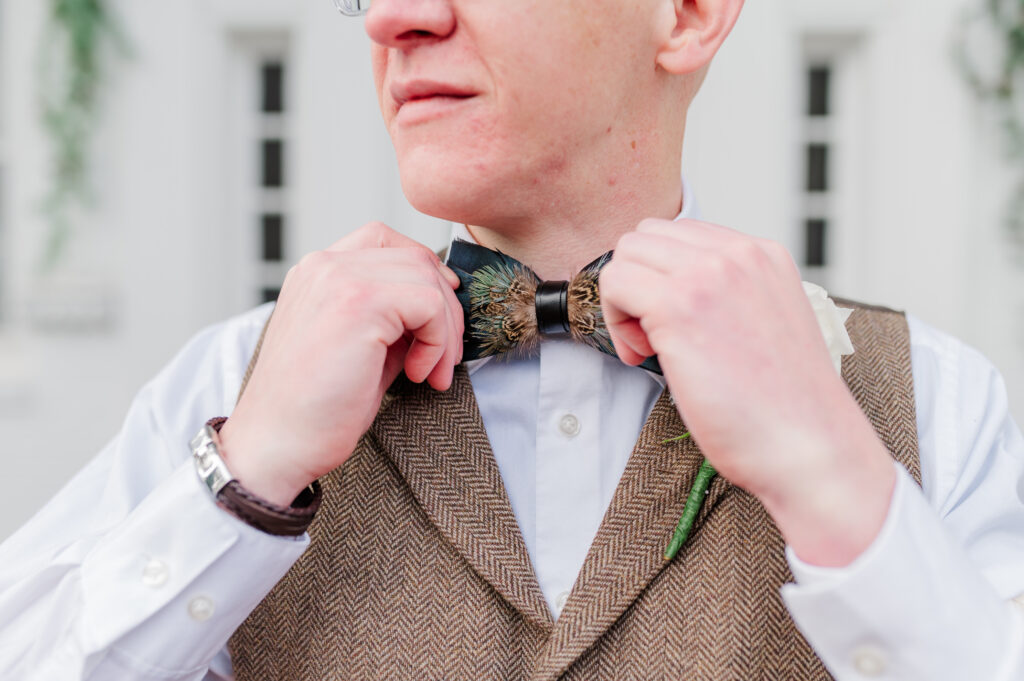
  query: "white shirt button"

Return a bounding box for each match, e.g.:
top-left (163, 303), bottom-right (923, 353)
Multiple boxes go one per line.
top-left (141, 559), bottom-right (168, 588)
top-left (188, 596), bottom-right (215, 622)
top-left (558, 413), bottom-right (581, 437)
top-left (555, 591), bottom-right (570, 611)
top-left (851, 644), bottom-right (887, 677)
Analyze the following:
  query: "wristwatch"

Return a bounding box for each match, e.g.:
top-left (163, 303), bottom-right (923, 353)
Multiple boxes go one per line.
top-left (190, 417), bottom-right (322, 536)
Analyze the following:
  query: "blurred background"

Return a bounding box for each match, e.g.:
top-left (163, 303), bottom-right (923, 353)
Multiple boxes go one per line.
top-left (1, 0), bottom-right (1023, 541)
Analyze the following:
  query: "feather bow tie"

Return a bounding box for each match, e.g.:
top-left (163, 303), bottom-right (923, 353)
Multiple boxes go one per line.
top-left (446, 238), bottom-right (662, 374)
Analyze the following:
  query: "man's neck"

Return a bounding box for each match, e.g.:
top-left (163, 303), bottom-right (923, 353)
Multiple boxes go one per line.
top-left (465, 177), bottom-right (684, 282)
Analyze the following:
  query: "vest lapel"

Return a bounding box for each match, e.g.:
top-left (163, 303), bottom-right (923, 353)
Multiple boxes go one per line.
top-left (369, 365), bottom-right (555, 632)
top-left (531, 388), bottom-right (733, 681)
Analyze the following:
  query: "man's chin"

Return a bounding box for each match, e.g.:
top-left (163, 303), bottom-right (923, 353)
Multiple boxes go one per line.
top-left (398, 167), bottom-right (507, 227)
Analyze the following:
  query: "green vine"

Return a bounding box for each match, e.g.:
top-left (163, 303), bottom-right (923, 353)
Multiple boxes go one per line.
top-left (38, 0), bottom-right (129, 269)
top-left (955, 0), bottom-right (1024, 246)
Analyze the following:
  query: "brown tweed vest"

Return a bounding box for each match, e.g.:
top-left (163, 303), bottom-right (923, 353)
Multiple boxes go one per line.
top-left (227, 299), bottom-right (922, 681)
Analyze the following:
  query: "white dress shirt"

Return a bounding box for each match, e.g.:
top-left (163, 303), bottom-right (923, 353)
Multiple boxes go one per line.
top-left (2, 187), bottom-right (1024, 679)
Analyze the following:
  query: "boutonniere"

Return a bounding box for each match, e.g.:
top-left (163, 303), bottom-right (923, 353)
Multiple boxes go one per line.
top-left (662, 282), bottom-right (855, 561)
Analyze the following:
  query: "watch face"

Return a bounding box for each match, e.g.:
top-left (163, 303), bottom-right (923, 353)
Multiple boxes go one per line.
top-left (334, 0), bottom-right (369, 16)
top-left (193, 424), bottom-right (234, 496)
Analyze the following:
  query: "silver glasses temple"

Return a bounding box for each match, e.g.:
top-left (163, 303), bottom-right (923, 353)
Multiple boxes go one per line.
top-left (334, 0), bottom-right (370, 16)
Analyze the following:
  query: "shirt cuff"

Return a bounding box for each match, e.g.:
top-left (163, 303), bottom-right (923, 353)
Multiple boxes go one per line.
top-left (80, 459), bottom-right (308, 675)
top-left (780, 460), bottom-right (1024, 680)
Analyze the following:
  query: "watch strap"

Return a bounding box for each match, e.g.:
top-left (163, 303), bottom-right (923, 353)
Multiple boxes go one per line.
top-left (202, 417), bottom-right (322, 537)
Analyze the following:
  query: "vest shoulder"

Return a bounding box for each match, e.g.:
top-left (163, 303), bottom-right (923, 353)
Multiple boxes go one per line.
top-left (832, 296), bottom-right (912, 353)
top-left (830, 295), bottom-right (906, 317)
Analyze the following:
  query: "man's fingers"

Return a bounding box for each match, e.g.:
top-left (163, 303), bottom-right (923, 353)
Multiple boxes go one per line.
top-left (325, 223), bottom-right (461, 288)
top-left (386, 271), bottom-right (464, 387)
top-left (600, 260), bottom-right (666, 362)
top-left (636, 217), bottom-right (745, 247)
top-left (327, 222), bottom-right (461, 284)
top-left (326, 222), bottom-right (431, 252)
top-left (381, 334), bottom-right (412, 390)
top-left (613, 232), bottom-right (706, 275)
top-left (606, 321), bottom-right (652, 366)
top-left (401, 298), bottom-right (451, 384)
top-left (424, 269), bottom-right (464, 390)
top-left (403, 332), bottom-right (448, 385)
top-left (443, 267), bottom-right (465, 363)
top-left (308, 237), bottom-right (463, 388)
top-left (439, 262), bottom-right (461, 289)
top-left (600, 260), bottom-right (665, 323)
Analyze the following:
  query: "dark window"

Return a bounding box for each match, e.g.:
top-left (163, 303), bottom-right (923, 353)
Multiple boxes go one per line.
top-left (261, 214), bottom-right (284, 261)
top-left (261, 140), bottom-right (284, 188)
top-left (805, 218), bottom-right (828, 267)
top-left (261, 287), bottom-right (281, 304)
top-left (806, 144), bottom-right (828, 192)
top-left (261, 62), bottom-right (285, 114)
top-left (808, 66), bottom-right (830, 117)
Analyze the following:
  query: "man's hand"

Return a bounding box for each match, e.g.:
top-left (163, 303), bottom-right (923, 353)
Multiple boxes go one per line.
top-left (599, 218), bottom-right (897, 567)
top-left (218, 223), bottom-right (464, 508)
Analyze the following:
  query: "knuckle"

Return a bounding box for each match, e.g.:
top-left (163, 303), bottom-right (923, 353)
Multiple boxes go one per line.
top-left (407, 246), bottom-right (438, 267)
top-left (335, 279), bottom-right (374, 311)
top-left (670, 275), bottom-right (711, 317)
top-left (406, 283), bottom-right (445, 317)
top-left (682, 286), bottom-right (714, 317)
top-left (597, 263), bottom-right (622, 295)
top-left (358, 221), bottom-right (392, 244)
top-left (295, 250), bottom-right (332, 276)
top-left (695, 252), bottom-right (738, 285)
top-left (614, 232), bottom-right (644, 258)
top-left (719, 252), bottom-right (745, 279)
top-left (651, 285), bottom-right (678, 319)
top-left (363, 220), bottom-right (390, 235)
top-left (764, 240), bottom-right (794, 266)
top-left (732, 239), bottom-right (766, 264)
top-left (423, 285), bottom-right (447, 313)
top-left (635, 217), bottom-right (666, 233)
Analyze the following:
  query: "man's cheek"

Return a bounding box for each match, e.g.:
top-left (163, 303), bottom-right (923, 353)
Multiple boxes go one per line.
top-left (370, 48), bottom-right (388, 98)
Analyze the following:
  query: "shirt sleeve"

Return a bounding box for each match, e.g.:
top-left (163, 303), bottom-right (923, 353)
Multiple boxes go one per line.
top-left (0, 303), bottom-right (306, 681)
top-left (779, 313), bottom-right (1024, 680)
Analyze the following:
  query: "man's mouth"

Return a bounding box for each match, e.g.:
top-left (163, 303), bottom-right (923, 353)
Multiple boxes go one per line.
top-left (391, 80), bottom-right (477, 110)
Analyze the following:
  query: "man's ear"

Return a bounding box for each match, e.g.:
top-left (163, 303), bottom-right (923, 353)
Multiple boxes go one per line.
top-left (654, 0), bottom-right (744, 75)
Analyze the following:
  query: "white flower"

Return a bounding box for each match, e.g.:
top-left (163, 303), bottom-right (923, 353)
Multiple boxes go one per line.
top-left (802, 281), bottom-right (855, 375)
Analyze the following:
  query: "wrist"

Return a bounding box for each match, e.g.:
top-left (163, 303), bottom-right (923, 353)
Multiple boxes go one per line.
top-left (191, 418), bottom-right (322, 536)
top-left (756, 442), bottom-right (897, 568)
top-left (215, 419), bottom-right (315, 510)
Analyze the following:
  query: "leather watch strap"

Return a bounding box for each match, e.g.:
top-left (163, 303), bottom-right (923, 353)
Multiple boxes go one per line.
top-left (206, 417), bottom-right (322, 537)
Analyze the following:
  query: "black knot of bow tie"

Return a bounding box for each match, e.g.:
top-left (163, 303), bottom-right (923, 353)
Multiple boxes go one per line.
top-left (446, 238), bottom-right (661, 374)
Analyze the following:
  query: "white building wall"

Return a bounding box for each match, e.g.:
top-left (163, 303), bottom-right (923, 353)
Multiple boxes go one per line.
top-left (685, 0), bottom-right (1024, 432)
top-left (1, 0), bottom-right (1021, 540)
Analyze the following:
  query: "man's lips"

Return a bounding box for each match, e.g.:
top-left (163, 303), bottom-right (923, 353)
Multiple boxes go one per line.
top-left (390, 79), bottom-right (477, 109)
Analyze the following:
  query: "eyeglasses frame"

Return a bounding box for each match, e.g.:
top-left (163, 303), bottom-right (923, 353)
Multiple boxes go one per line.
top-left (333, 0), bottom-right (369, 17)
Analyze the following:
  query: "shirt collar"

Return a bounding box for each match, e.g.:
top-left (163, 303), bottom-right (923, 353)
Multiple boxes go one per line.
top-left (448, 174), bottom-right (700, 388)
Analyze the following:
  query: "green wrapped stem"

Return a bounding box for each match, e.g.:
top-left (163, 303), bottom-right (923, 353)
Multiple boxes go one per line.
top-left (661, 432), bottom-right (691, 445)
top-left (663, 457), bottom-right (717, 561)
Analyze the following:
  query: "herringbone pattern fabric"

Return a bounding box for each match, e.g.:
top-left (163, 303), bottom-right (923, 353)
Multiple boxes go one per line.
top-left (227, 301), bottom-right (921, 680)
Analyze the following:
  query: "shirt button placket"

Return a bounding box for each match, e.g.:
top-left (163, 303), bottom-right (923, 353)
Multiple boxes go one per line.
top-left (535, 341), bottom-right (603, 622)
